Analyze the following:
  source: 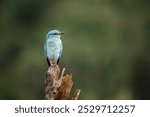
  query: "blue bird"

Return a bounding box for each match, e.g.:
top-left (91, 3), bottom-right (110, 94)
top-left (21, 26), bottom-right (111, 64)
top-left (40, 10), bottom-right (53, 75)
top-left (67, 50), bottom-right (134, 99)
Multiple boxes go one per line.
top-left (44, 30), bottom-right (64, 66)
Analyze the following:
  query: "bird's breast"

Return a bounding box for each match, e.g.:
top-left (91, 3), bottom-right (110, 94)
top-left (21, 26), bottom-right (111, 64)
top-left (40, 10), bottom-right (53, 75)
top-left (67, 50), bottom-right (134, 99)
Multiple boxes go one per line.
top-left (45, 38), bottom-right (62, 61)
top-left (48, 41), bottom-right (57, 51)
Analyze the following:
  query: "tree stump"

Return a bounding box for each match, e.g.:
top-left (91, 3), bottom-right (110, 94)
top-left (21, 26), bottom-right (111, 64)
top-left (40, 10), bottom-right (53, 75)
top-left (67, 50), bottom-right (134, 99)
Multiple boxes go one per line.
top-left (44, 65), bottom-right (80, 100)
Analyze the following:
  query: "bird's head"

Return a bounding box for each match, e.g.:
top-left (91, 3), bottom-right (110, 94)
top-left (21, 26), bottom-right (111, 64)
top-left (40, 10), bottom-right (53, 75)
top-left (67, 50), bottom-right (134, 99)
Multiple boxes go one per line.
top-left (46, 30), bottom-right (64, 39)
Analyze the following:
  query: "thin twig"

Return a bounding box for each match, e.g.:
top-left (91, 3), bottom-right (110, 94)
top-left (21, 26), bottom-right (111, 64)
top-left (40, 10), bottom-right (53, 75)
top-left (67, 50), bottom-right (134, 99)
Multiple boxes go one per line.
top-left (72, 89), bottom-right (81, 100)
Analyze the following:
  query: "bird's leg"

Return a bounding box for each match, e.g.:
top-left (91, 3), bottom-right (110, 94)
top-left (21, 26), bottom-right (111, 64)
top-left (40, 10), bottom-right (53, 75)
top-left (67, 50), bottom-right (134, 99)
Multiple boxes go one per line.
top-left (50, 60), bottom-right (57, 67)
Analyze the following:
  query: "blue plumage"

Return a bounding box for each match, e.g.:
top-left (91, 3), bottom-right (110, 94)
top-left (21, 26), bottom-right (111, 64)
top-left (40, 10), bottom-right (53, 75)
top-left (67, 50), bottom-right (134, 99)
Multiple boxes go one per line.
top-left (44, 30), bottom-right (64, 66)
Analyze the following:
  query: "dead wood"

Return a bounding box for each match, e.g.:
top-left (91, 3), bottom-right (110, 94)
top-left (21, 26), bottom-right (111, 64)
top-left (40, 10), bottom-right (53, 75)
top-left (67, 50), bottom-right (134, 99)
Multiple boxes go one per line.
top-left (44, 65), bottom-right (81, 100)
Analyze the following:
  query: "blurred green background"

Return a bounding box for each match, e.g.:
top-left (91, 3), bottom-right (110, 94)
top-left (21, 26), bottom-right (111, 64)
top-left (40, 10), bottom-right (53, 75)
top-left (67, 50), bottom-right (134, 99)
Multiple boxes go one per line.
top-left (0, 0), bottom-right (150, 99)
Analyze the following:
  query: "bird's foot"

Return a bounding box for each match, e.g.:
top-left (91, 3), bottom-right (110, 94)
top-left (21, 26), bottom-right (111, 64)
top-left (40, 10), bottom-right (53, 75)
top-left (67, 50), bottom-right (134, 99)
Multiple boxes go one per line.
top-left (50, 60), bottom-right (57, 67)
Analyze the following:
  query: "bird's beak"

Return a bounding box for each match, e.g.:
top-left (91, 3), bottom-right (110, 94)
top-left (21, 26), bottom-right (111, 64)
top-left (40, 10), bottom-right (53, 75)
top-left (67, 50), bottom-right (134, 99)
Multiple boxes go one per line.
top-left (60, 32), bottom-right (64, 35)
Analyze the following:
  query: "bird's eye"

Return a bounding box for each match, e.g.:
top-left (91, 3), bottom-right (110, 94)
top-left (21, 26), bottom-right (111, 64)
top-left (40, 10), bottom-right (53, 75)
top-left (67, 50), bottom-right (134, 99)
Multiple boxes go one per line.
top-left (53, 33), bottom-right (58, 35)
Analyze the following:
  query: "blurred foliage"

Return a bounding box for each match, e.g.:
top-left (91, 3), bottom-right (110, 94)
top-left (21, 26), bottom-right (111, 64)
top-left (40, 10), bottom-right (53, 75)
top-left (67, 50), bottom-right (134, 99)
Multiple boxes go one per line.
top-left (0, 0), bottom-right (150, 99)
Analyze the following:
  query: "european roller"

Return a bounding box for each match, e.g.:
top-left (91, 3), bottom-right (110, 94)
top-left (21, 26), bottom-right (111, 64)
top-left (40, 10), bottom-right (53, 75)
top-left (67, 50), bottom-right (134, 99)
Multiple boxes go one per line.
top-left (44, 30), bottom-right (64, 66)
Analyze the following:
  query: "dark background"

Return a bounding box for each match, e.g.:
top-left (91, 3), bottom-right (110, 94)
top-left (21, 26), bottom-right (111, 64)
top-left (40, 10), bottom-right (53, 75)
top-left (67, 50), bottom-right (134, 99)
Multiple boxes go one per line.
top-left (0, 0), bottom-right (150, 99)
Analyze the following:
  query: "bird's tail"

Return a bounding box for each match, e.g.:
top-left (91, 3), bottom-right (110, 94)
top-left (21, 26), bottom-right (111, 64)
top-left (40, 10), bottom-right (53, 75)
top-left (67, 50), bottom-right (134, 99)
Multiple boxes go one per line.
top-left (47, 58), bottom-right (50, 66)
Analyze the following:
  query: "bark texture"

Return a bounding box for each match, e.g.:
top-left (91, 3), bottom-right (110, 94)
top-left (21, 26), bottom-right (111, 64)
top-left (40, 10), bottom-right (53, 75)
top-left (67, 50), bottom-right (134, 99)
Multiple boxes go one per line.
top-left (44, 65), bottom-right (80, 100)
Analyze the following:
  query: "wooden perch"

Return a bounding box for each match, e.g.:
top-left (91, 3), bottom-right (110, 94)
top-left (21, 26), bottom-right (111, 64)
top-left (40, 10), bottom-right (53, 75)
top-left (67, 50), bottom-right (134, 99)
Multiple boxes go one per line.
top-left (44, 65), bottom-right (81, 100)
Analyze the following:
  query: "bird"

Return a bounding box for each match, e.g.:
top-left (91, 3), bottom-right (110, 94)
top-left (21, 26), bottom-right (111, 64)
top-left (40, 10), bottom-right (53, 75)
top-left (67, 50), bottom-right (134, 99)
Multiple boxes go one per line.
top-left (44, 30), bottom-right (64, 66)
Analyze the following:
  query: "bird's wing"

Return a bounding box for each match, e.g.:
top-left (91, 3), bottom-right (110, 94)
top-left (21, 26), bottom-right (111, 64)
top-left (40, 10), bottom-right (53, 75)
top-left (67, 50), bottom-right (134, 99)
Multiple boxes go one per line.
top-left (44, 41), bottom-right (50, 66)
top-left (44, 41), bottom-right (47, 57)
top-left (57, 41), bottom-right (63, 64)
top-left (59, 41), bottom-right (63, 58)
